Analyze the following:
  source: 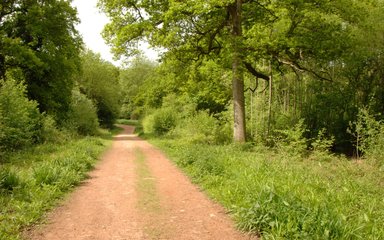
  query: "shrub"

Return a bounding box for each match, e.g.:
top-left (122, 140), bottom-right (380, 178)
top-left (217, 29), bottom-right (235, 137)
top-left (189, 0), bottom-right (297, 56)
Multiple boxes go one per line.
top-left (172, 110), bottom-right (231, 144)
top-left (274, 119), bottom-right (308, 158)
top-left (143, 107), bottom-right (177, 136)
top-left (142, 112), bottom-right (156, 134)
top-left (35, 113), bottom-right (72, 144)
top-left (310, 128), bottom-right (335, 161)
top-left (0, 78), bottom-right (40, 152)
top-left (349, 108), bottom-right (384, 166)
top-left (67, 90), bottom-right (99, 135)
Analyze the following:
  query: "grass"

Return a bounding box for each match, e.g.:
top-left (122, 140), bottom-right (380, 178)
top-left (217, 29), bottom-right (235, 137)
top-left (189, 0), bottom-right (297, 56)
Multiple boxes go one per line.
top-left (151, 139), bottom-right (384, 239)
top-left (134, 148), bottom-right (167, 239)
top-left (116, 119), bottom-right (139, 125)
top-left (134, 148), bottom-right (161, 212)
top-left (0, 131), bottom-right (114, 240)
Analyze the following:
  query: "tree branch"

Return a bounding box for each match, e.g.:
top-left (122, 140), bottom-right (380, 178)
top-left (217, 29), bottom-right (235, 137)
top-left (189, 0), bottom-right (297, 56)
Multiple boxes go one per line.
top-left (243, 61), bottom-right (269, 81)
top-left (276, 58), bottom-right (333, 82)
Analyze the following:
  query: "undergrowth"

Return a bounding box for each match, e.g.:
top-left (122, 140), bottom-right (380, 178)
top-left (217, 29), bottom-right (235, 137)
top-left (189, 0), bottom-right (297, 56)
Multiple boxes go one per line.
top-left (152, 139), bottom-right (384, 239)
top-left (0, 133), bottom-right (112, 239)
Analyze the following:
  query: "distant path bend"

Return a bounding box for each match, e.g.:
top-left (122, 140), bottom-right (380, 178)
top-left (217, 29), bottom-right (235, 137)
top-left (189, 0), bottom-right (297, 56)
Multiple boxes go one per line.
top-left (27, 125), bottom-right (254, 240)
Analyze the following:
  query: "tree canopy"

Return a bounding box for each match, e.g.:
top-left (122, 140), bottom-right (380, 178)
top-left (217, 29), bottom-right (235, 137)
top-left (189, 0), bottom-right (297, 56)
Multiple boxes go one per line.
top-left (99, 0), bottom-right (380, 142)
top-left (0, 0), bottom-right (82, 120)
top-left (76, 50), bottom-right (121, 127)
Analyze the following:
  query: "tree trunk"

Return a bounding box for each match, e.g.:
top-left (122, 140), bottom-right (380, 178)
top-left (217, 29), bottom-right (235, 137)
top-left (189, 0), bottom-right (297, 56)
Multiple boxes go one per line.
top-left (267, 60), bottom-right (272, 136)
top-left (230, 0), bottom-right (246, 143)
top-left (0, 54), bottom-right (5, 80)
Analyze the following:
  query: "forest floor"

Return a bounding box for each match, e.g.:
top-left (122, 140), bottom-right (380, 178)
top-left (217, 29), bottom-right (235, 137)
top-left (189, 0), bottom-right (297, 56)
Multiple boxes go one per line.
top-left (25, 125), bottom-right (254, 240)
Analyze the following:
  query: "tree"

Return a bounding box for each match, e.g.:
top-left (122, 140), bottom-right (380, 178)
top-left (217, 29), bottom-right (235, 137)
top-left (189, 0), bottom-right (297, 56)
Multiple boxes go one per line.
top-left (99, 0), bottom-right (256, 142)
top-left (99, 0), bottom-right (374, 142)
top-left (0, 77), bottom-right (40, 152)
top-left (76, 50), bottom-right (120, 127)
top-left (0, 0), bottom-right (82, 121)
top-left (119, 55), bottom-right (158, 119)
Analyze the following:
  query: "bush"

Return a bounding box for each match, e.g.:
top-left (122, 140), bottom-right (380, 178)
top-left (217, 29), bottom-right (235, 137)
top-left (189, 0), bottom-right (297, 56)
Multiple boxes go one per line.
top-left (0, 78), bottom-right (41, 152)
top-left (309, 128), bottom-right (335, 161)
top-left (172, 110), bottom-right (231, 144)
top-left (143, 107), bottom-right (178, 136)
top-left (349, 109), bottom-right (384, 166)
top-left (274, 119), bottom-right (308, 158)
top-left (34, 113), bottom-right (73, 144)
top-left (67, 90), bottom-right (99, 135)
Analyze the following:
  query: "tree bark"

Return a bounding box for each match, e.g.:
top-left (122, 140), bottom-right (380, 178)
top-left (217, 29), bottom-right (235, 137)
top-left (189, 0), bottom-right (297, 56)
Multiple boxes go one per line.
top-left (230, 0), bottom-right (246, 143)
top-left (0, 54), bottom-right (5, 80)
top-left (267, 60), bottom-right (272, 136)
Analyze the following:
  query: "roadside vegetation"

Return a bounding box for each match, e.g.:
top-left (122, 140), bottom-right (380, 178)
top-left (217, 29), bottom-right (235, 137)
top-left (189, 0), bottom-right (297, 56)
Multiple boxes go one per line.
top-left (0, 2), bottom-right (121, 238)
top-left (139, 98), bottom-right (384, 239)
top-left (153, 138), bottom-right (384, 239)
top-left (0, 75), bottom-right (119, 239)
top-left (0, 56), bottom-right (120, 239)
top-left (0, 134), bottom-right (112, 240)
top-left (134, 91), bottom-right (384, 238)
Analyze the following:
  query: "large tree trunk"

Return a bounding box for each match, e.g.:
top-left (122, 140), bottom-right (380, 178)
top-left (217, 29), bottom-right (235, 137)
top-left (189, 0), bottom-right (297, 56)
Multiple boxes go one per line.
top-left (230, 0), bottom-right (246, 142)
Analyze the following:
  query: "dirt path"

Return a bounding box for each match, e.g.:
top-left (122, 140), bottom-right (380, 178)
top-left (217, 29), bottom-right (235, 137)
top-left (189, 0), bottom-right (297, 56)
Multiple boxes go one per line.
top-left (27, 125), bottom-right (254, 240)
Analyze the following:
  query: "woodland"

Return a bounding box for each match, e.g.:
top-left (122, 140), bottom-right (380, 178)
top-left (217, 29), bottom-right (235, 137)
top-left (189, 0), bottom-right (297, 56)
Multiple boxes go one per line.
top-left (1, 0), bottom-right (384, 239)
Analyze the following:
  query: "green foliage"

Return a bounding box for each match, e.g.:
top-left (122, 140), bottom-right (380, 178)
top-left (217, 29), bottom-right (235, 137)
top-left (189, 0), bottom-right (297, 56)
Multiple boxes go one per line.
top-left (172, 110), bottom-right (231, 145)
top-left (182, 60), bottom-right (231, 114)
top-left (101, 1), bottom-right (384, 237)
top-left (274, 120), bottom-right (308, 158)
top-left (0, 79), bottom-right (40, 152)
top-left (0, 135), bottom-right (111, 239)
top-left (67, 89), bottom-right (99, 136)
top-left (310, 129), bottom-right (335, 162)
top-left (33, 163), bottom-right (62, 186)
top-left (36, 114), bottom-right (66, 144)
top-left (143, 107), bottom-right (178, 136)
top-left (0, 0), bottom-right (82, 120)
top-left (77, 50), bottom-right (121, 127)
top-left (349, 109), bottom-right (384, 166)
top-left (119, 56), bottom-right (159, 119)
top-left (154, 140), bottom-right (384, 239)
top-left (100, 0), bottom-right (384, 148)
top-left (33, 155), bottom-right (93, 191)
top-left (116, 119), bottom-right (139, 126)
top-left (142, 93), bottom-right (231, 143)
top-left (0, 167), bottom-right (22, 192)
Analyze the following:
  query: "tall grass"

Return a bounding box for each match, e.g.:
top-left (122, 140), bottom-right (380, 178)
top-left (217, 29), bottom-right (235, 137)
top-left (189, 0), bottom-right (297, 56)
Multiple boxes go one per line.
top-left (0, 135), bottom-right (111, 239)
top-left (153, 139), bottom-right (384, 239)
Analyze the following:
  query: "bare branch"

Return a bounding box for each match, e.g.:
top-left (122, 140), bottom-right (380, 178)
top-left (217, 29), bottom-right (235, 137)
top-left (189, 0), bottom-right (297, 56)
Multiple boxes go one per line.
top-left (243, 62), bottom-right (269, 81)
top-left (276, 58), bottom-right (333, 82)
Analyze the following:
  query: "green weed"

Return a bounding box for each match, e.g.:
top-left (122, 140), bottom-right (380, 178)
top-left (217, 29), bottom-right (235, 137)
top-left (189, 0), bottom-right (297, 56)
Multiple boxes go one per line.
top-left (116, 119), bottom-right (139, 125)
top-left (134, 148), bottom-right (161, 212)
top-left (0, 167), bottom-right (22, 192)
top-left (153, 139), bottom-right (384, 239)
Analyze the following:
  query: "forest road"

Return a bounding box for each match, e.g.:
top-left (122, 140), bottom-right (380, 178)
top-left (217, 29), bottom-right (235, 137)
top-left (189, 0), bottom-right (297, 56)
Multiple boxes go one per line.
top-left (26, 125), bottom-right (255, 240)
